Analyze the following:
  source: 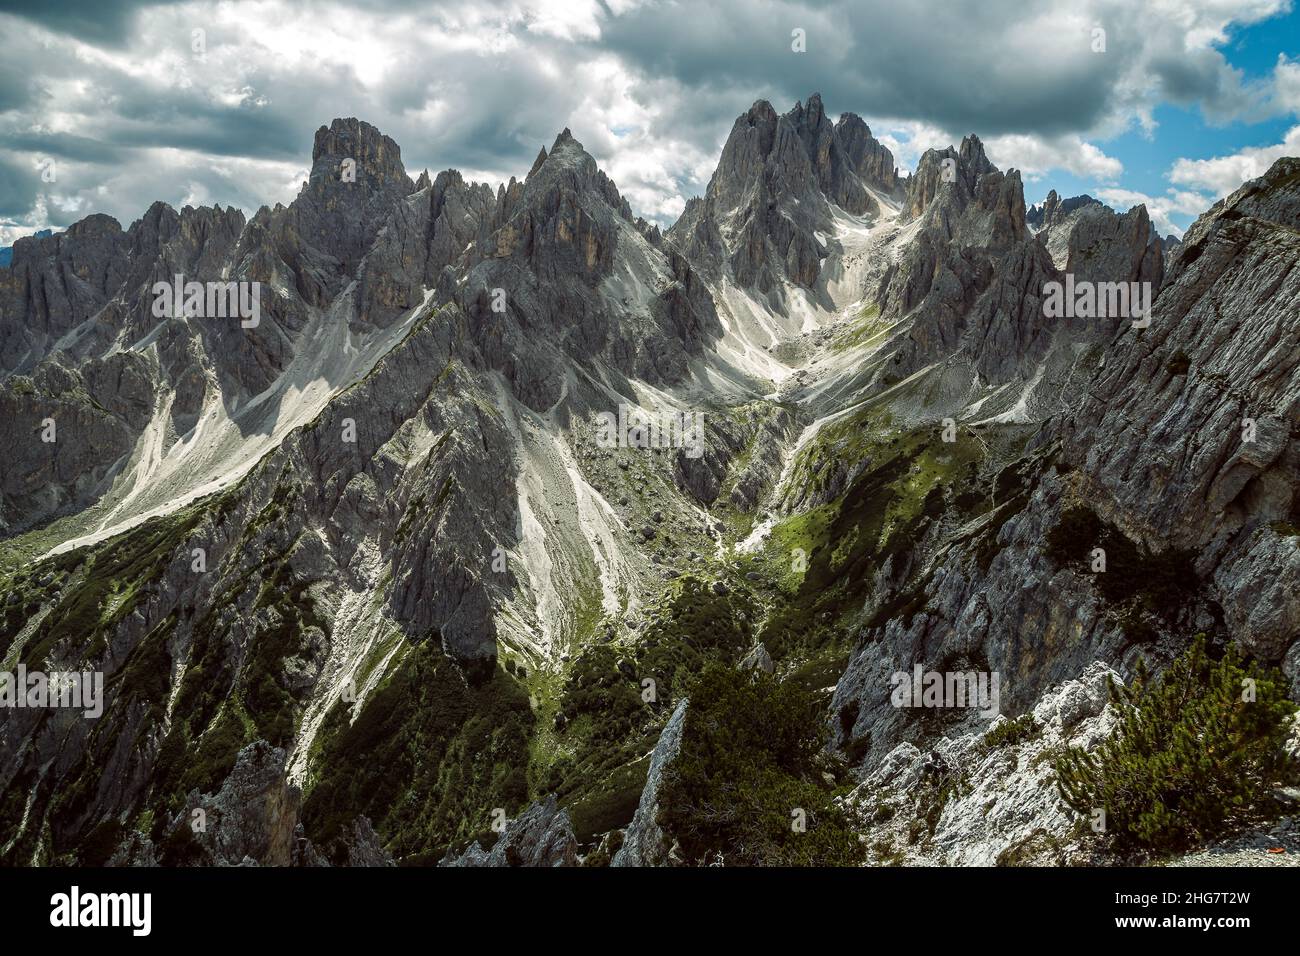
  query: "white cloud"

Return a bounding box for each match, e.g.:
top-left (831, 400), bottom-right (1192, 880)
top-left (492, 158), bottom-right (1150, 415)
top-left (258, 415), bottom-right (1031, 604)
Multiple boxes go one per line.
top-left (1169, 124), bottom-right (1300, 197)
top-left (1093, 185), bottom-right (1213, 236)
top-left (984, 133), bottom-right (1123, 182)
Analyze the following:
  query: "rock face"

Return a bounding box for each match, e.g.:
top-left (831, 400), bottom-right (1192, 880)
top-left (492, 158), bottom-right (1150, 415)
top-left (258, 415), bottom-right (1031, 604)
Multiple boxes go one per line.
top-left (865, 139), bottom-right (1171, 424)
top-left (1035, 194), bottom-right (1164, 290)
top-left (831, 156), bottom-right (1300, 783)
top-left (191, 741), bottom-right (301, 866)
top-left (452, 127), bottom-right (722, 411)
top-left (849, 662), bottom-right (1121, 865)
top-left (613, 698), bottom-right (687, 867)
top-left (739, 642), bottom-right (774, 674)
top-left (669, 94), bottom-right (898, 304)
top-left (1025, 190), bottom-right (1102, 232)
top-left (835, 112), bottom-right (902, 196)
top-left (440, 796), bottom-right (578, 867)
top-left (1057, 157), bottom-right (1300, 662)
top-left (872, 133), bottom-right (1072, 399)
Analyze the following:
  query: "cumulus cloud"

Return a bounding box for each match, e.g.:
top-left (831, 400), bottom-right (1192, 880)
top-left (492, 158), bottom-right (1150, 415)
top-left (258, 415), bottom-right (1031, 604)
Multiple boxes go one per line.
top-left (1093, 186), bottom-right (1214, 237)
top-left (1169, 124), bottom-right (1300, 196)
top-left (984, 133), bottom-right (1124, 182)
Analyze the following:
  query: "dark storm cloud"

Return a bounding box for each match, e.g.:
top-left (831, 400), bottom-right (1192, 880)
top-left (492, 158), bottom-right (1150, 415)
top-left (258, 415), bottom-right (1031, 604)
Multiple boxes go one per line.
top-left (0, 155), bottom-right (41, 217)
top-left (594, 0), bottom-right (1117, 137)
top-left (0, 130), bottom-right (129, 164)
top-left (103, 102), bottom-right (309, 160)
top-left (0, 0), bottom-right (174, 45)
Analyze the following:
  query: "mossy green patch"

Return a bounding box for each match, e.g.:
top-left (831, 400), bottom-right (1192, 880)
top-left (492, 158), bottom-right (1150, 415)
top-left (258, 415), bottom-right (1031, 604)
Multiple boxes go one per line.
top-left (831, 302), bottom-right (891, 353)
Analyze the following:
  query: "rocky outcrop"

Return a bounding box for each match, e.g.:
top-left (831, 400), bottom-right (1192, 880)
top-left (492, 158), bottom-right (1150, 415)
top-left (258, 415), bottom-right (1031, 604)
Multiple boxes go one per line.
top-left (190, 741), bottom-right (300, 866)
top-left (739, 642), bottom-right (774, 674)
top-left (901, 135), bottom-right (999, 222)
top-left (613, 698), bottom-right (687, 867)
top-left (1025, 190), bottom-right (1102, 232)
top-left (849, 662), bottom-right (1121, 865)
top-left (1161, 232), bottom-right (1183, 272)
top-left (1035, 195), bottom-right (1164, 290)
top-left (833, 157), bottom-right (1300, 791)
top-left (1056, 157), bottom-right (1300, 662)
top-left (836, 112), bottom-right (902, 196)
top-left (440, 796), bottom-right (578, 867)
top-left (0, 350), bottom-right (156, 534)
top-left (453, 127), bottom-right (722, 411)
top-left (874, 134), bottom-right (1066, 392)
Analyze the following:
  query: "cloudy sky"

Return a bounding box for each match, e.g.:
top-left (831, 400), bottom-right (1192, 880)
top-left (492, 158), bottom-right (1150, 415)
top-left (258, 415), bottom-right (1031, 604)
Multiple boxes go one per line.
top-left (1, 0), bottom-right (1298, 247)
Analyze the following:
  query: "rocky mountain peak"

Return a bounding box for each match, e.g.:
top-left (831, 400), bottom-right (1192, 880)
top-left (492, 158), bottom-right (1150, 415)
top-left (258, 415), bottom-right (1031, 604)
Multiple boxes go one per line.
top-left (958, 133), bottom-right (993, 175)
top-left (529, 146), bottom-right (548, 176)
top-left (5, 93), bottom-right (1297, 876)
top-left (516, 128), bottom-right (632, 223)
top-left (1034, 195), bottom-right (1162, 289)
top-left (310, 117), bottom-right (412, 193)
top-left (552, 127), bottom-right (578, 151)
top-left (834, 111), bottom-right (901, 195)
top-left (669, 93), bottom-right (904, 302)
top-left (1026, 191), bottom-right (1103, 232)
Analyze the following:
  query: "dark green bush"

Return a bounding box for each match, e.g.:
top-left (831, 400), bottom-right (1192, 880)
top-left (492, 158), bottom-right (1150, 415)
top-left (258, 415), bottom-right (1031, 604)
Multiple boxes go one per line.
top-left (1054, 636), bottom-right (1297, 853)
top-left (657, 663), bottom-right (865, 866)
top-left (984, 712), bottom-right (1039, 749)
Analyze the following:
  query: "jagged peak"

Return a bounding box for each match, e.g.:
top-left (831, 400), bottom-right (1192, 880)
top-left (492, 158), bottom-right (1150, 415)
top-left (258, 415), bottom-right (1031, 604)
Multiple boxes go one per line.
top-left (958, 133), bottom-right (992, 172)
top-left (552, 128), bottom-right (579, 152)
top-left (530, 146), bottom-right (548, 176)
top-left (312, 117), bottom-right (395, 161)
top-left (432, 168), bottom-right (466, 189)
top-left (796, 92), bottom-right (826, 123)
top-left (744, 99), bottom-right (778, 124)
top-left (835, 111), bottom-right (872, 136)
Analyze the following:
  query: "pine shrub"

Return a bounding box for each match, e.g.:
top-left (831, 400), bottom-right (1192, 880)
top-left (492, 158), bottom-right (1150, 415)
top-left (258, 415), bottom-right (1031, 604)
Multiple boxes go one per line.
top-left (1053, 636), bottom-right (1297, 853)
top-left (657, 663), bottom-right (865, 865)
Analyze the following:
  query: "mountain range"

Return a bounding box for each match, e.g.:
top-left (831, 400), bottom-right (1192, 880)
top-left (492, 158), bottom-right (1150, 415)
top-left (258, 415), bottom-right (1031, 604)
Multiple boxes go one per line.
top-left (2, 93), bottom-right (1298, 867)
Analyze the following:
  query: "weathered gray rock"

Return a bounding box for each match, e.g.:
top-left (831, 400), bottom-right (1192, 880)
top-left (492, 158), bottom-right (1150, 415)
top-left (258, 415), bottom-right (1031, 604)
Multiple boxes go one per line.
top-left (739, 642), bottom-right (774, 674)
top-left (187, 741), bottom-right (300, 867)
top-left (849, 661), bottom-right (1121, 866)
top-left (440, 795), bottom-right (577, 867)
top-left (613, 698), bottom-right (688, 867)
top-left (670, 94), bottom-right (895, 306)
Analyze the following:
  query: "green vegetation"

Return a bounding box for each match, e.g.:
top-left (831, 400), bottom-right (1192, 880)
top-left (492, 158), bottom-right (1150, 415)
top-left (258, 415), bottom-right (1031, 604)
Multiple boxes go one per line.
top-left (545, 575), bottom-right (754, 844)
top-left (657, 662), bottom-right (865, 866)
top-left (301, 636), bottom-right (534, 864)
top-left (831, 302), bottom-right (891, 353)
top-left (995, 828), bottom-right (1068, 866)
top-left (14, 504), bottom-right (206, 667)
top-left (983, 712), bottom-right (1040, 749)
top-left (1054, 636), bottom-right (1297, 854)
top-left (759, 411), bottom-right (985, 664)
